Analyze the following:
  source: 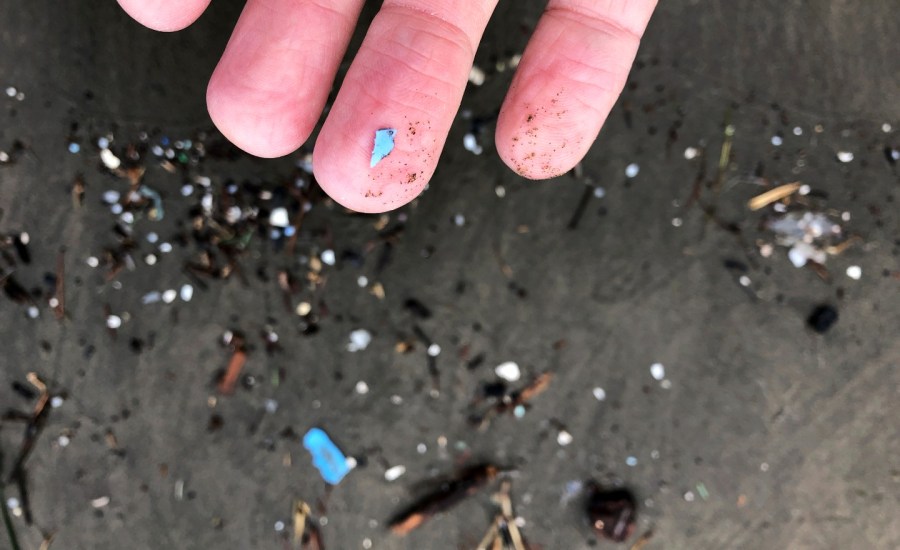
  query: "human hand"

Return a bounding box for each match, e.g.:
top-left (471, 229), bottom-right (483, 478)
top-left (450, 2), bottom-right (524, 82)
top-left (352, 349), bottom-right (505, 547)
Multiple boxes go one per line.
top-left (117, 0), bottom-right (657, 213)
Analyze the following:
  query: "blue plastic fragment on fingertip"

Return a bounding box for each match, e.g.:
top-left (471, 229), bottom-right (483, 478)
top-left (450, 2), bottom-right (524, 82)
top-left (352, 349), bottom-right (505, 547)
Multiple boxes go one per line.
top-left (370, 128), bottom-right (396, 168)
top-left (303, 427), bottom-right (352, 485)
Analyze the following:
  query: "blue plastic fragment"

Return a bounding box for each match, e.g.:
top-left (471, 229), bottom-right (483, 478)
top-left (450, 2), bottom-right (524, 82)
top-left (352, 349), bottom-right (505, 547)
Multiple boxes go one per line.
top-left (302, 427), bottom-right (352, 485)
top-left (370, 128), bottom-right (396, 168)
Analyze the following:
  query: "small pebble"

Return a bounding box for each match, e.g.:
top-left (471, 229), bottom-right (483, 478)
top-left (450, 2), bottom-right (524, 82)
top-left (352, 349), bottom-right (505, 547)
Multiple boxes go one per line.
top-left (650, 362), bottom-right (665, 381)
top-left (624, 163), bottom-right (640, 178)
top-left (495, 361), bottom-right (521, 382)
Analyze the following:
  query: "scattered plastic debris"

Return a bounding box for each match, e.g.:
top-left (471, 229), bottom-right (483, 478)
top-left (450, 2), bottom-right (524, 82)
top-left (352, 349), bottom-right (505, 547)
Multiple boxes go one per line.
top-left (269, 207), bottom-right (289, 228)
top-left (355, 381), bottom-right (369, 395)
top-left (836, 151), bottom-right (854, 163)
top-left (302, 428), bottom-right (353, 485)
top-left (624, 163), bottom-right (640, 178)
top-left (592, 387), bottom-right (606, 401)
top-left (370, 128), bottom-right (396, 167)
top-left (650, 363), bottom-right (665, 381)
top-left (846, 265), bottom-right (862, 280)
top-left (556, 430), bottom-right (573, 446)
top-left (100, 148), bottom-right (121, 170)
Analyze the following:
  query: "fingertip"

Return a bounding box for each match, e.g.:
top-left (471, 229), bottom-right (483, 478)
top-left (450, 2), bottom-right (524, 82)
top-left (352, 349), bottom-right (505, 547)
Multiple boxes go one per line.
top-left (312, 124), bottom-right (432, 214)
top-left (206, 76), bottom-right (314, 159)
top-left (495, 98), bottom-right (591, 180)
top-left (117, 0), bottom-right (211, 32)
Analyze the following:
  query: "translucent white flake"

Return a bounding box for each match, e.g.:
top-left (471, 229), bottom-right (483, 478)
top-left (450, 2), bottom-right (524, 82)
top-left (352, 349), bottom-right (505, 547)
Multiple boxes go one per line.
top-left (495, 361), bottom-right (521, 382)
top-left (384, 465), bottom-right (406, 481)
top-left (269, 207), bottom-right (290, 228)
top-left (650, 362), bottom-right (665, 380)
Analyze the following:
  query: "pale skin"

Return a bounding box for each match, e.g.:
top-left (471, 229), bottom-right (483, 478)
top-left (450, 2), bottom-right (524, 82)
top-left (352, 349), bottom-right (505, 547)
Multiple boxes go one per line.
top-left (116, 0), bottom-right (658, 213)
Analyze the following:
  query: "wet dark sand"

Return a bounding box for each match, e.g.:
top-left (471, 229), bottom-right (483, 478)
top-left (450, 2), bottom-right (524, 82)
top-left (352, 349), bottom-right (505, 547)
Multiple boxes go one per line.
top-left (1, 1), bottom-right (898, 548)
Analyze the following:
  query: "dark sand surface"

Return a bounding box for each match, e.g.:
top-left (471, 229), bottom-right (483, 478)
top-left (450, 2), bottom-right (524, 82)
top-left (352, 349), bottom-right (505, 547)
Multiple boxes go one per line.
top-left (1, 1), bottom-right (898, 549)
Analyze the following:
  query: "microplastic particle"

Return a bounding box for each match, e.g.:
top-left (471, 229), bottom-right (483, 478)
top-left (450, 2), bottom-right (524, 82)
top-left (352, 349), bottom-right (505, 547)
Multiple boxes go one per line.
top-left (494, 361), bottom-right (521, 382)
top-left (141, 291), bottom-right (161, 304)
top-left (162, 290), bottom-right (177, 304)
top-left (4, 86), bottom-right (15, 97)
top-left (427, 343), bottom-right (441, 357)
top-left (86, 256), bottom-right (99, 268)
top-left (513, 405), bottom-right (526, 418)
top-left (468, 66), bottom-right (486, 86)
top-left (303, 428), bottom-right (353, 485)
top-left (683, 146), bottom-right (699, 160)
top-left (50, 396), bottom-right (64, 408)
top-left (846, 265), bottom-right (862, 280)
top-left (274, 521), bottom-right (285, 532)
top-left (106, 315), bottom-right (122, 329)
top-left (793, 127), bottom-right (803, 136)
top-left (100, 148), bottom-right (121, 169)
top-left (269, 207), bottom-right (290, 228)
top-left (625, 163), bottom-right (640, 178)
top-left (321, 249), bottom-right (336, 266)
top-left (355, 381), bottom-right (370, 395)
top-left (102, 190), bottom-right (120, 204)
top-left (370, 128), bottom-right (396, 168)
top-left (58, 435), bottom-right (70, 447)
top-left (836, 151), bottom-right (854, 163)
top-left (882, 123), bottom-right (892, 133)
top-left (463, 133), bottom-right (483, 155)
top-left (650, 363), bottom-right (665, 381)
top-left (91, 496), bottom-right (110, 508)
top-left (347, 329), bottom-right (372, 352)
top-left (363, 538), bottom-right (373, 549)
top-left (357, 276), bottom-right (368, 287)
top-left (146, 232), bottom-right (159, 244)
top-left (180, 284), bottom-right (194, 302)
top-left (557, 430), bottom-right (573, 446)
top-left (592, 387), bottom-right (607, 401)
top-left (625, 456), bottom-right (638, 467)
top-left (158, 242), bottom-right (173, 253)
top-left (770, 135), bottom-right (783, 146)
top-left (417, 443), bottom-right (427, 454)
top-left (384, 465), bottom-right (406, 481)
top-left (593, 186), bottom-right (606, 199)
